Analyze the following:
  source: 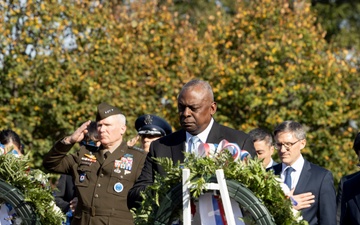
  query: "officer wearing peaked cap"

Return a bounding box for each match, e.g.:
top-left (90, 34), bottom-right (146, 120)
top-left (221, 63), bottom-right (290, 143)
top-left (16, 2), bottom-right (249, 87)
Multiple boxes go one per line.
top-left (43, 102), bottom-right (146, 225)
top-left (136, 114), bottom-right (172, 136)
top-left (128, 114), bottom-right (172, 152)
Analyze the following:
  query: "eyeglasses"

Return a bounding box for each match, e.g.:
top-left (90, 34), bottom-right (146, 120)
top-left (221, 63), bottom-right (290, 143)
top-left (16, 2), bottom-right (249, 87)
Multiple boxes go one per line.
top-left (275, 139), bottom-right (302, 150)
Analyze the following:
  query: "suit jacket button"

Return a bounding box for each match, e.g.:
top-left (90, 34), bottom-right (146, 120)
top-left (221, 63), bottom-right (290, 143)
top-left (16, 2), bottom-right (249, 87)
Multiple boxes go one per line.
top-left (94, 194), bottom-right (99, 198)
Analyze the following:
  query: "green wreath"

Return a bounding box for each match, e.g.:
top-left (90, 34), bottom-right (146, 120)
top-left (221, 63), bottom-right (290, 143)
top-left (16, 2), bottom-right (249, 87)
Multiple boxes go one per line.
top-left (133, 151), bottom-right (308, 225)
top-left (154, 178), bottom-right (275, 225)
top-left (0, 154), bottom-right (65, 225)
top-left (0, 179), bottom-right (40, 225)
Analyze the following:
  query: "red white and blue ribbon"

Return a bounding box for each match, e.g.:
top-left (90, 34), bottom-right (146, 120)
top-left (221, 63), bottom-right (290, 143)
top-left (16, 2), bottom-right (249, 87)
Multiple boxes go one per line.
top-left (197, 139), bottom-right (250, 161)
top-left (199, 193), bottom-right (245, 225)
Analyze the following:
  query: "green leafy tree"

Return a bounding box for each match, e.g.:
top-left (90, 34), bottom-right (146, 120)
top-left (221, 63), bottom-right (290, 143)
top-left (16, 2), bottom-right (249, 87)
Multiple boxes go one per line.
top-left (313, 0), bottom-right (360, 50)
top-left (201, 0), bottom-right (360, 183)
top-left (1, 0), bottom-right (359, 186)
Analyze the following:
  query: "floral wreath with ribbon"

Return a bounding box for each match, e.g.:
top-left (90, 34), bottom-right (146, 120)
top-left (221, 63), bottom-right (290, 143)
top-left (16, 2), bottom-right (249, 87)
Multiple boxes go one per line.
top-left (132, 139), bottom-right (308, 225)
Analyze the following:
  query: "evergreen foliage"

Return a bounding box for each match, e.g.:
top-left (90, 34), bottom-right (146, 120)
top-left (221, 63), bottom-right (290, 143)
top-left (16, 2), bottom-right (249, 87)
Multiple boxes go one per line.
top-left (0, 154), bottom-right (65, 225)
top-left (133, 152), bottom-right (308, 224)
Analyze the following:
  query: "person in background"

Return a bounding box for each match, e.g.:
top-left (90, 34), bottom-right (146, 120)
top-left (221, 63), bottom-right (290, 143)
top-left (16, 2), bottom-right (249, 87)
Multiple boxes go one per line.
top-left (127, 114), bottom-right (172, 152)
top-left (270, 120), bottom-right (336, 225)
top-left (55, 174), bottom-right (76, 225)
top-left (0, 129), bottom-right (24, 156)
top-left (248, 127), bottom-right (278, 169)
top-left (128, 79), bottom-right (256, 210)
top-left (54, 121), bottom-right (100, 224)
top-left (0, 129), bottom-right (24, 225)
top-left (338, 132), bottom-right (360, 225)
top-left (43, 103), bottom-right (147, 225)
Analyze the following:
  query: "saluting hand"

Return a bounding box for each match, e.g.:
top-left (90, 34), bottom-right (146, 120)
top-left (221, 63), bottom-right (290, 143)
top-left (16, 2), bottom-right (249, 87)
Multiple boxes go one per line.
top-left (63, 120), bottom-right (92, 144)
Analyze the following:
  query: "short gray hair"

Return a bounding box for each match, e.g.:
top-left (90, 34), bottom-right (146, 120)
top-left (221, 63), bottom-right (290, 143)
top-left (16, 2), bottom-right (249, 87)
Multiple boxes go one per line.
top-left (179, 79), bottom-right (214, 101)
top-left (274, 120), bottom-right (306, 140)
top-left (117, 114), bottom-right (126, 126)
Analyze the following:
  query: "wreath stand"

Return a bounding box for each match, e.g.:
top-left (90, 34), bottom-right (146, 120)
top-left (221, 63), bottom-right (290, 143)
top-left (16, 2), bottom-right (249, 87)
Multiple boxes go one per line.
top-left (154, 171), bottom-right (275, 225)
top-left (182, 168), bottom-right (237, 225)
top-left (0, 179), bottom-right (40, 225)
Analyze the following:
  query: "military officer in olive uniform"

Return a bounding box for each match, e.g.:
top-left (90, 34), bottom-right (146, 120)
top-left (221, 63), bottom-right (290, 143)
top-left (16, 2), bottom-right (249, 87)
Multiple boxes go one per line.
top-left (43, 103), bottom-right (146, 225)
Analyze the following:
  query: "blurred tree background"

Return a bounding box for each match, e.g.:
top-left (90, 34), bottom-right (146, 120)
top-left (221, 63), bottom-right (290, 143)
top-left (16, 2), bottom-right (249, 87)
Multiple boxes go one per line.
top-left (1, 0), bottom-right (359, 186)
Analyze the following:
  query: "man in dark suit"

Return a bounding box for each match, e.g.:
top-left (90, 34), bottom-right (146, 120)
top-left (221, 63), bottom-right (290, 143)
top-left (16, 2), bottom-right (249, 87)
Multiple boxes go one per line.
top-left (127, 79), bottom-right (256, 210)
top-left (270, 120), bottom-right (336, 225)
top-left (340, 173), bottom-right (360, 225)
top-left (54, 174), bottom-right (76, 214)
top-left (249, 127), bottom-right (278, 169)
top-left (339, 132), bottom-right (360, 225)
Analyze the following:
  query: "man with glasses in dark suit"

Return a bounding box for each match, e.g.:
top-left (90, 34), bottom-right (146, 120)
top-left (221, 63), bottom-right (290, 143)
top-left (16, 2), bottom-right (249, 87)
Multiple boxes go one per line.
top-left (270, 120), bottom-right (336, 225)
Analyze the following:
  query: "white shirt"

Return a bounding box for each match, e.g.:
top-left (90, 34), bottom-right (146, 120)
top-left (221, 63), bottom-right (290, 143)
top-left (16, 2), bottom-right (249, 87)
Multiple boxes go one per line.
top-left (265, 158), bottom-right (275, 169)
top-left (280, 155), bottom-right (305, 190)
top-left (186, 118), bottom-right (214, 153)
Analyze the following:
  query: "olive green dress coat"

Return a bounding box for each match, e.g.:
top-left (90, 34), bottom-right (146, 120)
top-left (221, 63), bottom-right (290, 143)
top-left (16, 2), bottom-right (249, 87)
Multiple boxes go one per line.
top-left (43, 140), bottom-right (146, 225)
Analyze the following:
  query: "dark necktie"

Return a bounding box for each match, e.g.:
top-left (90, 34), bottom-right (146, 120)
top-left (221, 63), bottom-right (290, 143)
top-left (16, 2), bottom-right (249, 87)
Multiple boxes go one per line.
top-left (104, 151), bottom-right (111, 159)
top-left (284, 167), bottom-right (294, 190)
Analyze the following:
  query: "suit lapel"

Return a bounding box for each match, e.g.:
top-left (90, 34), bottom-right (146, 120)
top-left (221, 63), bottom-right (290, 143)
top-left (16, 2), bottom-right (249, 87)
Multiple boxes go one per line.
top-left (294, 160), bottom-right (312, 195)
top-left (171, 141), bottom-right (186, 164)
top-left (102, 142), bottom-right (127, 167)
top-left (271, 163), bottom-right (282, 175)
top-left (206, 122), bottom-right (222, 143)
top-left (352, 194), bottom-right (360, 220)
top-left (94, 150), bottom-right (104, 165)
top-left (171, 130), bottom-right (186, 164)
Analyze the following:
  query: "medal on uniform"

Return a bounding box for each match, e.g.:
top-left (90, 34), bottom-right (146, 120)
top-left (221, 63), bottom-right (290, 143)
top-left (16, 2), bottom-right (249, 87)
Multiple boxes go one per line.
top-left (119, 154), bottom-right (133, 175)
top-left (114, 182), bottom-right (123, 193)
top-left (84, 153), bottom-right (97, 161)
top-left (80, 161), bottom-right (92, 166)
top-left (79, 173), bottom-right (86, 182)
top-left (114, 159), bottom-right (121, 173)
top-left (81, 154), bottom-right (96, 165)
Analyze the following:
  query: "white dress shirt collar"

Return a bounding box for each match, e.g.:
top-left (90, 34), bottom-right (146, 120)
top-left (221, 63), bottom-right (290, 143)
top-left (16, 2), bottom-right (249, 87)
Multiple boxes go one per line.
top-left (281, 155), bottom-right (305, 189)
top-left (186, 118), bottom-right (214, 152)
top-left (265, 158), bottom-right (275, 169)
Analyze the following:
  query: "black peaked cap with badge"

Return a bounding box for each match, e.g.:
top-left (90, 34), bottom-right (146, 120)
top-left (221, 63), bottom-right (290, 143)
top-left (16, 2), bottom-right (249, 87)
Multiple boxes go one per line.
top-left (135, 114), bottom-right (172, 136)
top-left (96, 102), bottom-right (122, 121)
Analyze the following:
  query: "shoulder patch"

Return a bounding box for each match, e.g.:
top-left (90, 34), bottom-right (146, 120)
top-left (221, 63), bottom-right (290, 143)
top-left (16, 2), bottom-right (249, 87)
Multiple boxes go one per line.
top-left (128, 145), bottom-right (145, 153)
